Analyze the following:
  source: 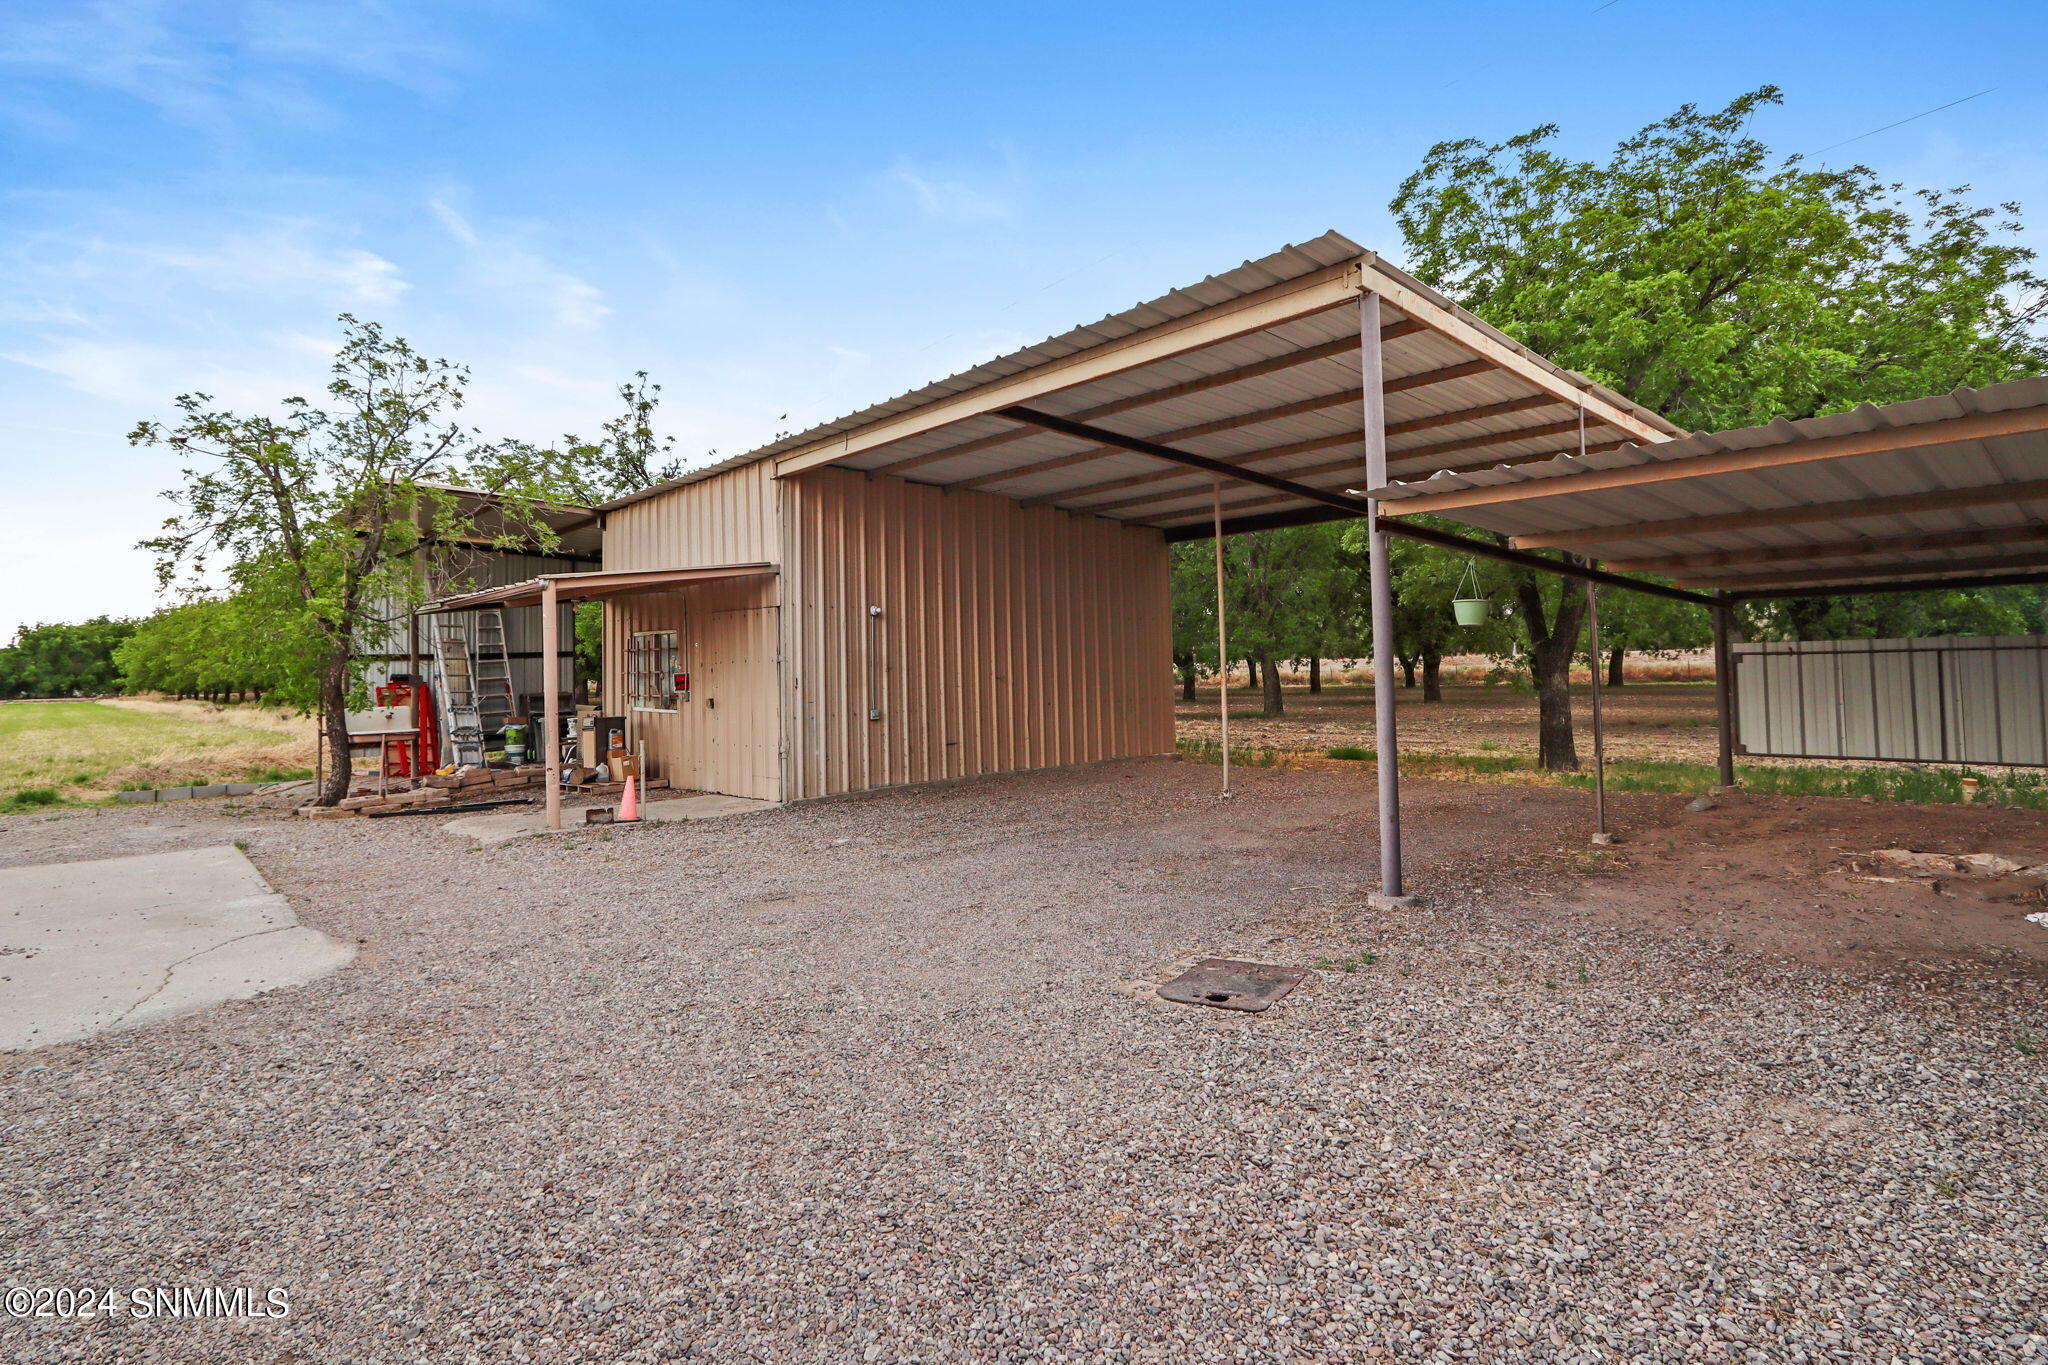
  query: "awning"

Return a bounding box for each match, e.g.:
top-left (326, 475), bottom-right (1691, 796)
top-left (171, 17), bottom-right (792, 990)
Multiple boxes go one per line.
top-left (422, 563), bottom-right (777, 612)
top-left (1367, 376), bottom-right (2048, 599)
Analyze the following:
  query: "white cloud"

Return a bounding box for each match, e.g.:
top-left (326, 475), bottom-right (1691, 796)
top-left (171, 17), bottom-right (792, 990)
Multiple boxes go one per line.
top-left (883, 153), bottom-right (1025, 224)
top-left (0, 0), bottom-right (478, 138)
top-left (429, 195), bottom-right (611, 330)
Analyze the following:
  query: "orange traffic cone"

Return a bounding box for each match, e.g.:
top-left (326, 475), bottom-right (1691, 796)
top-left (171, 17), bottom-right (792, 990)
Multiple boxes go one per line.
top-left (619, 774), bottom-right (640, 822)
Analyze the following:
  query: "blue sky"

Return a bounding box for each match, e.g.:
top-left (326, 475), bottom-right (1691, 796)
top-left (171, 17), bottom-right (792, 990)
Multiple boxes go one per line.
top-left (4, 0), bottom-right (2046, 637)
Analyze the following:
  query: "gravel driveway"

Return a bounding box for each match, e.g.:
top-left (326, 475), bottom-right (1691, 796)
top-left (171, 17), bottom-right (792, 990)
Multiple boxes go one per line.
top-left (3, 761), bottom-right (2043, 1363)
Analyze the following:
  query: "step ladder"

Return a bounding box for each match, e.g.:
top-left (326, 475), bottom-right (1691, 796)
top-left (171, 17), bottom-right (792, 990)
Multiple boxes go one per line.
top-left (430, 618), bottom-right (487, 768)
top-left (470, 609), bottom-right (516, 736)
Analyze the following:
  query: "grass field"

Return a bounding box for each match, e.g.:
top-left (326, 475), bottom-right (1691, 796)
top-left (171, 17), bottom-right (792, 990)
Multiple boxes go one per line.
top-left (0, 699), bottom-right (314, 812)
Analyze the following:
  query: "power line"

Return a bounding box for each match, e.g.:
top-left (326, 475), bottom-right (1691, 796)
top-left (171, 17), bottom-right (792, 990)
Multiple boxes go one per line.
top-left (1813, 88), bottom-right (1995, 155)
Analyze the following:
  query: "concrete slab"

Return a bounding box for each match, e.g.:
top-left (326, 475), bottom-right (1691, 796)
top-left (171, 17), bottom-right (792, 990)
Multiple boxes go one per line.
top-left (443, 793), bottom-right (777, 846)
top-left (0, 846), bottom-right (355, 1052)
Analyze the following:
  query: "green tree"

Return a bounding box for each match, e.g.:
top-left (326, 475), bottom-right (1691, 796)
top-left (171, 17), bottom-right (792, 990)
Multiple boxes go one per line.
top-left (0, 617), bottom-right (137, 698)
top-left (1169, 541), bottom-right (1217, 701)
top-left (1591, 588), bottom-right (1711, 685)
top-left (132, 315), bottom-right (565, 805)
top-left (1391, 85), bottom-right (2048, 765)
top-left (1216, 526), bottom-right (1336, 717)
top-left (115, 595), bottom-right (310, 702)
top-left (1749, 586), bottom-right (2047, 642)
top-left (526, 371), bottom-right (694, 696)
top-left (1292, 525), bottom-right (1367, 695)
top-left (536, 371), bottom-right (690, 506)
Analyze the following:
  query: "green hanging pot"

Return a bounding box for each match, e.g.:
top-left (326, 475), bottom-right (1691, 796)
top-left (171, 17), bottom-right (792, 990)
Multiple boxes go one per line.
top-left (1453, 598), bottom-right (1492, 627)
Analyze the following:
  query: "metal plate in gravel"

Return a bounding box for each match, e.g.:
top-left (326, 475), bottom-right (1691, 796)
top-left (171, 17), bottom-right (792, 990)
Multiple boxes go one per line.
top-left (1157, 958), bottom-right (1307, 1012)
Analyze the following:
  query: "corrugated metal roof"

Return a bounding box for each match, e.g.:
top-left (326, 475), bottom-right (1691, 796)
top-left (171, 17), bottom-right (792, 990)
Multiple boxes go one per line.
top-left (1368, 376), bottom-right (2048, 593)
top-left (599, 232), bottom-right (1678, 518)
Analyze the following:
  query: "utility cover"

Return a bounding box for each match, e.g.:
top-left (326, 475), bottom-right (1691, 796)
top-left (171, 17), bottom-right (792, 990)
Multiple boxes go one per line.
top-left (1157, 958), bottom-right (1307, 1013)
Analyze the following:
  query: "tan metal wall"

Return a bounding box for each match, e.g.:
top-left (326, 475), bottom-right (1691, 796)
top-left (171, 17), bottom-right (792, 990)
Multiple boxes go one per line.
top-left (780, 466), bottom-right (1175, 799)
top-left (601, 575), bottom-right (783, 801)
top-left (602, 462), bottom-right (779, 571)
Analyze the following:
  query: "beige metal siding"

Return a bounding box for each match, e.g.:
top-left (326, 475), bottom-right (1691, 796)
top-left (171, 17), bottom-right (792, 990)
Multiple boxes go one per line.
top-left (600, 576), bottom-right (783, 800)
top-left (783, 467), bottom-right (1174, 799)
top-left (602, 461), bottom-right (779, 571)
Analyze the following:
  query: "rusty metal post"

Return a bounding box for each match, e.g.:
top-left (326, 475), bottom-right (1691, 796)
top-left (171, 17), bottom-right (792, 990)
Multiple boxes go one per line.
top-left (1711, 595), bottom-right (1737, 788)
top-left (1361, 291), bottom-right (1408, 905)
top-left (542, 578), bottom-right (563, 831)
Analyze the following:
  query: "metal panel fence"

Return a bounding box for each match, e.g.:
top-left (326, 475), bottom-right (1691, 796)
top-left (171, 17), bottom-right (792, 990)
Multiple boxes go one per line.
top-left (1733, 636), bottom-right (2048, 767)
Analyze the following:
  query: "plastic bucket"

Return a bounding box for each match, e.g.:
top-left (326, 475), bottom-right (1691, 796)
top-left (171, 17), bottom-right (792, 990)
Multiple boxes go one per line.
top-left (1452, 598), bottom-right (1492, 627)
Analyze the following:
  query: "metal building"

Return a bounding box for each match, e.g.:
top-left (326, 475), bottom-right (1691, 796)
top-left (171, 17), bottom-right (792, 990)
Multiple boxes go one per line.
top-left (421, 232), bottom-right (1659, 828)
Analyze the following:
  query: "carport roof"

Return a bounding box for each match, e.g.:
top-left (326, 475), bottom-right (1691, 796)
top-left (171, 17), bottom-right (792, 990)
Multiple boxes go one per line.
top-left (598, 232), bottom-right (1680, 536)
top-left (1366, 376), bottom-right (2048, 598)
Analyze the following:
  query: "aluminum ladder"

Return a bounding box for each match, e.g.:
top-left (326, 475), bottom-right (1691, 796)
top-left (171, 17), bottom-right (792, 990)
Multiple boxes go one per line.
top-left (430, 619), bottom-right (487, 768)
top-left (470, 609), bottom-right (516, 736)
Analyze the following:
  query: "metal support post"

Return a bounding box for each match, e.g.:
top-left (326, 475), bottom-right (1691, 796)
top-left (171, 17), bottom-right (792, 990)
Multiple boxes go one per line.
top-left (1361, 291), bottom-right (1408, 905)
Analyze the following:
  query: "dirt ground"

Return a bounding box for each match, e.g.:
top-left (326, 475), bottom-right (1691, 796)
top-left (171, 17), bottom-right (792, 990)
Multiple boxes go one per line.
top-left (2, 762), bottom-right (2044, 1362)
top-left (1176, 681), bottom-right (1732, 764)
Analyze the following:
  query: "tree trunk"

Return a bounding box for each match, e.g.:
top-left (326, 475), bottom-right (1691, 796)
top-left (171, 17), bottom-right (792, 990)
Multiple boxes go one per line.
top-left (1258, 650), bottom-right (1283, 717)
top-left (1399, 654), bottom-right (1417, 688)
top-left (1177, 654), bottom-right (1197, 701)
top-left (316, 651), bottom-right (353, 806)
top-left (1308, 656), bottom-right (1322, 695)
top-left (1607, 645), bottom-right (1625, 687)
top-left (1530, 636), bottom-right (1579, 771)
top-left (1422, 651), bottom-right (1443, 703)
top-left (1244, 657), bottom-right (1258, 689)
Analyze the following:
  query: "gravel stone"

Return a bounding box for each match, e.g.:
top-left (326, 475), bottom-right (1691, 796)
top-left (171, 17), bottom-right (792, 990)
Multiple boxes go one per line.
top-left (1, 760), bottom-right (2042, 1363)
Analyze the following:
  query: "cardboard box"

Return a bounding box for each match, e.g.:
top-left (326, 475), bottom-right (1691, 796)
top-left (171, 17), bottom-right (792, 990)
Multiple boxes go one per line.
top-left (606, 754), bottom-right (641, 782)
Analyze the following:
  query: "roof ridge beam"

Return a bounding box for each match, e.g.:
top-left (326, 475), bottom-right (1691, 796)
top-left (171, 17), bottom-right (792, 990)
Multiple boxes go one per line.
top-left (1506, 475), bottom-right (2048, 551)
top-left (1386, 404), bottom-right (2048, 518)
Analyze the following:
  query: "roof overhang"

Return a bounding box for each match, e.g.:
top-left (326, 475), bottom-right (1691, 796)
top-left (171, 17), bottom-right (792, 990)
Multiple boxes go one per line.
top-left (1368, 377), bottom-right (2048, 598)
top-left (408, 480), bottom-right (604, 557)
top-left (423, 563), bottom-right (777, 612)
top-left (599, 233), bottom-right (1681, 536)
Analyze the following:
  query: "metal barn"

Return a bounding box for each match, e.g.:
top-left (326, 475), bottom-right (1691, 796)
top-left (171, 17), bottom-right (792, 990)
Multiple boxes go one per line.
top-left (444, 232), bottom-right (1674, 829)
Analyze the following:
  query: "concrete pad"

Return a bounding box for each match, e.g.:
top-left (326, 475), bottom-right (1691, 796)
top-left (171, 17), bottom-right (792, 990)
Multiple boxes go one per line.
top-left (0, 846), bottom-right (355, 1052)
top-left (443, 792), bottom-right (777, 846)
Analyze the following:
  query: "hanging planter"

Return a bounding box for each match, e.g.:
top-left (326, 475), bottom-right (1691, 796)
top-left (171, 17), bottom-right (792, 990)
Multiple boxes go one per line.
top-left (1450, 562), bottom-right (1492, 627)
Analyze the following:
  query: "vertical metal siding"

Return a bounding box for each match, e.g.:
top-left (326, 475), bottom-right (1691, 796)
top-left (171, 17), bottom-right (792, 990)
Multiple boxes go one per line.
top-left (603, 461), bottom-right (780, 571)
top-left (1734, 636), bottom-right (2048, 766)
top-left (600, 577), bottom-right (782, 801)
top-left (782, 467), bottom-right (1175, 800)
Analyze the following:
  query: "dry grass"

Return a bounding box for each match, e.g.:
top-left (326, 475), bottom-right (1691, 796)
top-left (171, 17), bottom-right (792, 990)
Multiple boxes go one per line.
top-left (1249, 651), bottom-right (1718, 688)
top-left (0, 698), bottom-right (314, 808)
